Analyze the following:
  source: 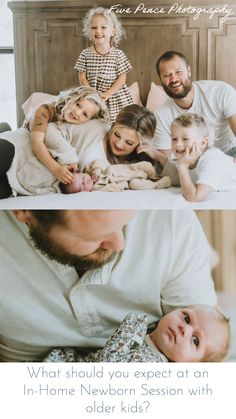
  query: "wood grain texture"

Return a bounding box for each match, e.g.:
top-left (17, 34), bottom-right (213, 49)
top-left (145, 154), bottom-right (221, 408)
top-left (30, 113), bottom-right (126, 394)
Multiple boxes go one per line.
top-left (9, 1), bottom-right (236, 126)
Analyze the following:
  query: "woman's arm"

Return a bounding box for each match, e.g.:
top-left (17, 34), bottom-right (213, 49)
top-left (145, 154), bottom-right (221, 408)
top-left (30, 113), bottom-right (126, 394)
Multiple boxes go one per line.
top-left (100, 73), bottom-right (127, 100)
top-left (137, 144), bottom-right (171, 167)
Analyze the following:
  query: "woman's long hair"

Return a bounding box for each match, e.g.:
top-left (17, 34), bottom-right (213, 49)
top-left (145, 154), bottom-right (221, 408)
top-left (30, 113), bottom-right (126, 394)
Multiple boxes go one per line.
top-left (104, 104), bottom-right (156, 164)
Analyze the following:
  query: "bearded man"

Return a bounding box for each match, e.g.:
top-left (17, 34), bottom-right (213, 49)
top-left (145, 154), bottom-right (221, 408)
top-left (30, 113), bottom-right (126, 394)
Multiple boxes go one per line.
top-left (153, 51), bottom-right (236, 160)
top-left (0, 209), bottom-right (216, 361)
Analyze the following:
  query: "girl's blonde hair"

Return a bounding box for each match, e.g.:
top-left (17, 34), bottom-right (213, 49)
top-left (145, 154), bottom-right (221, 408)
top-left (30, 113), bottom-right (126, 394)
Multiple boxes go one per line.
top-left (105, 104), bottom-right (156, 164)
top-left (171, 113), bottom-right (215, 148)
top-left (55, 86), bottom-right (110, 122)
top-left (82, 7), bottom-right (125, 46)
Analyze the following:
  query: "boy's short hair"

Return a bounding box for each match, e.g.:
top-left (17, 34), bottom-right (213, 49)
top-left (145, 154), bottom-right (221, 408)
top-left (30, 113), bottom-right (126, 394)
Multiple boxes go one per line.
top-left (201, 306), bottom-right (230, 362)
top-left (171, 113), bottom-right (215, 148)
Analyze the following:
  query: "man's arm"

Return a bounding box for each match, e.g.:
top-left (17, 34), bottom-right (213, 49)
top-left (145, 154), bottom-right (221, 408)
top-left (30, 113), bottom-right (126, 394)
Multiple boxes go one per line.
top-left (153, 108), bottom-right (172, 159)
top-left (228, 113), bottom-right (236, 136)
top-left (161, 211), bottom-right (217, 314)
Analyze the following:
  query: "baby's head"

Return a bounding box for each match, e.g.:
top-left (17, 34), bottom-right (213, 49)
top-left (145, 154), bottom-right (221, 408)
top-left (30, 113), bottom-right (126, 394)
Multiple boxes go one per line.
top-left (60, 172), bottom-right (94, 194)
top-left (82, 7), bottom-right (125, 47)
top-left (105, 104), bottom-right (156, 164)
top-left (149, 305), bottom-right (230, 362)
top-left (171, 113), bottom-right (214, 160)
top-left (55, 86), bottom-right (109, 124)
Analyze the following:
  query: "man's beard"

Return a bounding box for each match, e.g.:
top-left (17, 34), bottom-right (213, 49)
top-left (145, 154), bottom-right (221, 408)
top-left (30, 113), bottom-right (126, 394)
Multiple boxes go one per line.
top-left (29, 224), bottom-right (115, 273)
top-left (162, 78), bottom-right (192, 99)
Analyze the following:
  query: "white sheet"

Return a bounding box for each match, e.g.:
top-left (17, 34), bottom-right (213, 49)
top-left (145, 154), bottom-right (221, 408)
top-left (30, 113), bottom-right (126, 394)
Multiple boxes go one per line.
top-left (0, 187), bottom-right (236, 209)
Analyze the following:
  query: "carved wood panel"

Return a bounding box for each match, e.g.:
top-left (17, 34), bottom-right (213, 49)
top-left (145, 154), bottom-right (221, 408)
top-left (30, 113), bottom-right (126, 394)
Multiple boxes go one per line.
top-left (9, 1), bottom-right (236, 126)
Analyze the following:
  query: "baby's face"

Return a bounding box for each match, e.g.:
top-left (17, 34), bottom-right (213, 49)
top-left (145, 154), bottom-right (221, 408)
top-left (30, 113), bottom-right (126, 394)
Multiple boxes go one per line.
top-left (66, 173), bottom-right (94, 193)
top-left (151, 306), bottom-right (223, 362)
top-left (171, 125), bottom-right (207, 159)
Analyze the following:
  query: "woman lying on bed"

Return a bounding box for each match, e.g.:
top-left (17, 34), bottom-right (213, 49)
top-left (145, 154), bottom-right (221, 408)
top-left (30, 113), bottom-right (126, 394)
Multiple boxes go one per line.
top-left (0, 104), bottom-right (169, 197)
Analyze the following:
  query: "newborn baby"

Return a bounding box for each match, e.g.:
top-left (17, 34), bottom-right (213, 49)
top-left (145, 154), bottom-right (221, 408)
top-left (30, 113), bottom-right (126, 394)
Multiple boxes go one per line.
top-left (60, 172), bottom-right (96, 193)
top-left (60, 159), bottom-right (171, 193)
top-left (44, 305), bottom-right (229, 363)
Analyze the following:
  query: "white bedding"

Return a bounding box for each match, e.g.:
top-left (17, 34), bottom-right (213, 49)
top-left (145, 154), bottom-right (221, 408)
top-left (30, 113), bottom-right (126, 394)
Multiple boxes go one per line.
top-left (1, 187), bottom-right (236, 210)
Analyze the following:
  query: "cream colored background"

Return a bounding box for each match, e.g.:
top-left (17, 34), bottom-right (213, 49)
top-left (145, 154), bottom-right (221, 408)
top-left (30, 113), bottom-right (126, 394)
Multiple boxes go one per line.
top-left (197, 211), bottom-right (236, 292)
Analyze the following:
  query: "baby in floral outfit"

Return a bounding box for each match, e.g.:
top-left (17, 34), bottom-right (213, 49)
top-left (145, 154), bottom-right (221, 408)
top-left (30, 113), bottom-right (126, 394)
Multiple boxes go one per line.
top-left (44, 305), bottom-right (229, 363)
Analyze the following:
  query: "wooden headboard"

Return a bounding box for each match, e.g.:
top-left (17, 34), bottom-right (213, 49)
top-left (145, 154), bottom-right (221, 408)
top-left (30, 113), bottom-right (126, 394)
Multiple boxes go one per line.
top-left (9, 0), bottom-right (236, 126)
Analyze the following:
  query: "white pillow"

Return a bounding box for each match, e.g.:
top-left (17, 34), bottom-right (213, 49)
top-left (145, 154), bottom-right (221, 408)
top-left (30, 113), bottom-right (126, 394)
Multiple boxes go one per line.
top-left (128, 82), bottom-right (142, 106)
top-left (22, 92), bottom-right (57, 121)
top-left (146, 82), bottom-right (168, 111)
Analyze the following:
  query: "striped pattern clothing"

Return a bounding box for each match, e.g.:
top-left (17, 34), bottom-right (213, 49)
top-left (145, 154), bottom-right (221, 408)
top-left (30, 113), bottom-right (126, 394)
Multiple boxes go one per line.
top-left (74, 47), bottom-right (133, 122)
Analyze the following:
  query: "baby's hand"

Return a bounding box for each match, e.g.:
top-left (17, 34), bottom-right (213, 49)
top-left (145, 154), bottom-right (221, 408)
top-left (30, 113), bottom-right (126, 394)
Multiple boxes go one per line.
top-left (53, 164), bottom-right (75, 184)
top-left (176, 144), bottom-right (201, 168)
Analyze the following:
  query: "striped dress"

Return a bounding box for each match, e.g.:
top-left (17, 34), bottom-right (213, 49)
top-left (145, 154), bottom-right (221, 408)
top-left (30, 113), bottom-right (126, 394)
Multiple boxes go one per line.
top-left (74, 47), bottom-right (133, 122)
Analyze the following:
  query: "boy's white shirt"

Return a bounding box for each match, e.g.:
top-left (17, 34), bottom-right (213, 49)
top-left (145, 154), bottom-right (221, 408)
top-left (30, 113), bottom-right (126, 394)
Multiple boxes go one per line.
top-left (191, 148), bottom-right (236, 191)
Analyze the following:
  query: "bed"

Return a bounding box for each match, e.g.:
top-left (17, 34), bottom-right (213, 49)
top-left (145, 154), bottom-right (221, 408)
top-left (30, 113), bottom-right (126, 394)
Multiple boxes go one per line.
top-left (1, 87), bottom-right (236, 210)
top-left (1, 186), bottom-right (236, 210)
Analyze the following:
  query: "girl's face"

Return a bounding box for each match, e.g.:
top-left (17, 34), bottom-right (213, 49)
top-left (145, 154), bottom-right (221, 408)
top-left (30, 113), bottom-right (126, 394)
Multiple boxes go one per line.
top-left (90, 15), bottom-right (114, 47)
top-left (63, 98), bottom-right (99, 124)
top-left (109, 125), bottom-right (140, 158)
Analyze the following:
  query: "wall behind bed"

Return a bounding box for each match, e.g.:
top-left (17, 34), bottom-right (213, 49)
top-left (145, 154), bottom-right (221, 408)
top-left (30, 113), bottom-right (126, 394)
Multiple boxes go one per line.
top-left (9, 0), bottom-right (236, 126)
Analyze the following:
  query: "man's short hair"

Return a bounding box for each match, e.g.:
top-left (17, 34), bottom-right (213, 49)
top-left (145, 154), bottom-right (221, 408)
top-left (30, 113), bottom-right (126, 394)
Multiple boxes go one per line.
top-left (30, 210), bottom-right (64, 229)
top-left (156, 51), bottom-right (189, 77)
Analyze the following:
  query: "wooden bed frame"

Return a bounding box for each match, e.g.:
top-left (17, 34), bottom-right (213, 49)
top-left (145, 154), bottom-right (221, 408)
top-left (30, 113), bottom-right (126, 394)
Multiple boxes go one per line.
top-left (9, 0), bottom-right (236, 126)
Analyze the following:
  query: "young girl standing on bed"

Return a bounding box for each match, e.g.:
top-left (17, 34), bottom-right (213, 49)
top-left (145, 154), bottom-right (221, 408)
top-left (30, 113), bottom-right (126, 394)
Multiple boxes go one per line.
top-left (74, 7), bottom-right (133, 123)
top-left (28, 86), bottom-right (109, 184)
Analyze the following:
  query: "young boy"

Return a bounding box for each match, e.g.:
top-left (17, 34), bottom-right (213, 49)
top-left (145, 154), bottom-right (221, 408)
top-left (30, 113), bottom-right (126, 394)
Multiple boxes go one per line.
top-left (170, 113), bottom-right (236, 202)
top-left (44, 305), bottom-right (230, 363)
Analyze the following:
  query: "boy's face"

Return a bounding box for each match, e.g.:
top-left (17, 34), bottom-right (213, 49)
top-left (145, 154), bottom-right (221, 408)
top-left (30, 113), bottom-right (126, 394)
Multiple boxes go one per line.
top-left (153, 306), bottom-right (224, 362)
top-left (171, 124), bottom-right (207, 159)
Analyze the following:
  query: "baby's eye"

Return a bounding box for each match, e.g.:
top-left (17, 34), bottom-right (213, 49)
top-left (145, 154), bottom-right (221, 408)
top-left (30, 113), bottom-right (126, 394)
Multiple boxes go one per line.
top-left (114, 132), bottom-right (120, 138)
top-left (76, 103), bottom-right (80, 108)
top-left (126, 141), bottom-right (134, 146)
top-left (184, 314), bottom-right (190, 324)
top-left (192, 336), bottom-right (199, 347)
top-left (171, 138), bottom-right (177, 142)
top-left (83, 112), bottom-right (88, 118)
